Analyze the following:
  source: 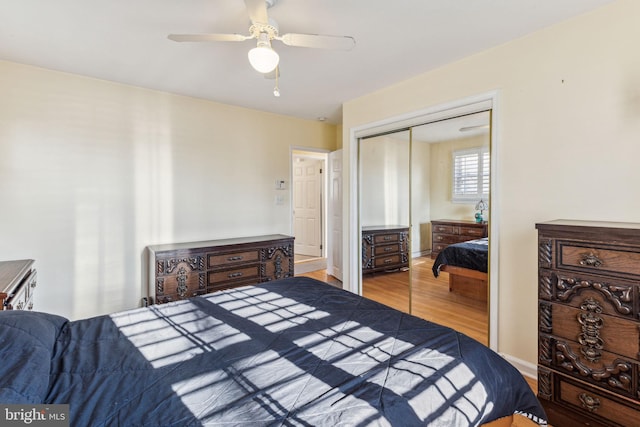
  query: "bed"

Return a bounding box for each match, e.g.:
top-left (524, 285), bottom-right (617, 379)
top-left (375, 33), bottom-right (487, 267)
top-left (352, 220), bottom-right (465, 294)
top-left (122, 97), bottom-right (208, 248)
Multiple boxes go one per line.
top-left (432, 238), bottom-right (489, 301)
top-left (0, 276), bottom-right (545, 426)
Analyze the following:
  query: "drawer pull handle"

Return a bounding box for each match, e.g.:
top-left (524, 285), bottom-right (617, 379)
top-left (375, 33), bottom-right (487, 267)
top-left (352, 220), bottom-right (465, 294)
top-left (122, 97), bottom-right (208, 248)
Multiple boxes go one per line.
top-left (228, 272), bottom-right (244, 278)
top-left (580, 253), bottom-right (602, 268)
top-left (16, 301), bottom-right (24, 310)
top-left (227, 256), bottom-right (243, 261)
top-left (578, 392), bottom-right (600, 413)
top-left (384, 247), bottom-right (393, 252)
top-left (176, 267), bottom-right (188, 298)
top-left (383, 236), bottom-right (392, 241)
top-left (437, 236), bottom-right (443, 241)
top-left (578, 298), bottom-right (604, 362)
top-left (384, 258), bottom-right (393, 264)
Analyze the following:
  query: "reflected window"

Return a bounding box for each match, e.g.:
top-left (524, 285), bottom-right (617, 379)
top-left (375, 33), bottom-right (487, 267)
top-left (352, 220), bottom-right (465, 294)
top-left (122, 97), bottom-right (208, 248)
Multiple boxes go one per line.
top-left (452, 147), bottom-right (489, 202)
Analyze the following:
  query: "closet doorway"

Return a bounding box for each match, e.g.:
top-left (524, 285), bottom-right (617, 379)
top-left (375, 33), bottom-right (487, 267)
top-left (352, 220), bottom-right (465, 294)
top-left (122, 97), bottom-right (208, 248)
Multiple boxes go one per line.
top-left (352, 95), bottom-right (498, 348)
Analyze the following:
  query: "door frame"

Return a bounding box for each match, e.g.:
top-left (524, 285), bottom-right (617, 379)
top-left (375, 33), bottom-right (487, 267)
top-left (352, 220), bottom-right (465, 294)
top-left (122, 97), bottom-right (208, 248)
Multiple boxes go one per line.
top-left (348, 91), bottom-right (501, 351)
top-left (290, 147), bottom-right (330, 260)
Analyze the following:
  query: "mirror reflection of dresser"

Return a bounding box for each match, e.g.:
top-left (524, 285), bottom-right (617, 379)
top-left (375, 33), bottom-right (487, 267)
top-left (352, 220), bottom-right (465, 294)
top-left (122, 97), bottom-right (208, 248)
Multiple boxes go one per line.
top-left (362, 225), bottom-right (410, 274)
top-left (430, 219), bottom-right (488, 259)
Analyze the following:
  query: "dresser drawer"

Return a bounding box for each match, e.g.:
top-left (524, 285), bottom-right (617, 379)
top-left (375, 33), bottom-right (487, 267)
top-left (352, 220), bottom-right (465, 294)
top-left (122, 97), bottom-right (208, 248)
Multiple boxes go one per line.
top-left (459, 226), bottom-right (485, 237)
top-left (432, 243), bottom-right (448, 253)
top-left (432, 224), bottom-right (456, 234)
top-left (208, 250), bottom-right (260, 268)
top-left (263, 256), bottom-right (293, 281)
top-left (432, 233), bottom-right (462, 244)
top-left (545, 302), bottom-right (639, 361)
top-left (373, 233), bottom-right (401, 244)
top-left (156, 271), bottom-right (206, 301)
top-left (556, 240), bottom-right (640, 279)
top-left (373, 254), bottom-right (403, 269)
top-left (208, 265), bottom-right (261, 285)
top-left (556, 374), bottom-right (640, 427)
top-left (547, 336), bottom-right (638, 399)
top-left (373, 243), bottom-right (401, 256)
top-left (156, 256), bottom-right (203, 276)
top-left (547, 270), bottom-right (637, 320)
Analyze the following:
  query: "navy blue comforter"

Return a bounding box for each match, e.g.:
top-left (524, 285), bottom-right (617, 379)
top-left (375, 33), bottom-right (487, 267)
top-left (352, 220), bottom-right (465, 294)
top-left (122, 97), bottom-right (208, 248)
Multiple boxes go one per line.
top-left (0, 277), bottom-right (546, 426)
top-left (433, 238), bottom-right (489, 278)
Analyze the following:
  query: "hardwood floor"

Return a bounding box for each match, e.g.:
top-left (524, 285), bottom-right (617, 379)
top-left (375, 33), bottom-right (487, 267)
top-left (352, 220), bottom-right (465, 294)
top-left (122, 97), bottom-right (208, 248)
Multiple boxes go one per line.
top-left (297, 260), bottom-right (539, 396)
top-left (298, 256), bottom-right (488, 345)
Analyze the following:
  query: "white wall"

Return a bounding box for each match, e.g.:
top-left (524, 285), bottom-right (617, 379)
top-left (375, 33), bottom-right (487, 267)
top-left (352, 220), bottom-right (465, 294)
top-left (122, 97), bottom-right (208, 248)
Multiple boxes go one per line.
top-left (0, 61), bottom-right (336, 319)
top-left (342, 0), bottom-right (640, 366)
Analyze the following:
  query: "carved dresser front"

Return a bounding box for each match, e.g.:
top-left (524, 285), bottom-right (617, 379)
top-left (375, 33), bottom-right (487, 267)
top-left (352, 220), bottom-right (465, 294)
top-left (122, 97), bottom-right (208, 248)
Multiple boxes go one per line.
top-left (146, 235), bottom-right (294, 305)
top-left (362, 225), bottom-right (409, 274)
top-left (536, 220), bottom-right (640, 426)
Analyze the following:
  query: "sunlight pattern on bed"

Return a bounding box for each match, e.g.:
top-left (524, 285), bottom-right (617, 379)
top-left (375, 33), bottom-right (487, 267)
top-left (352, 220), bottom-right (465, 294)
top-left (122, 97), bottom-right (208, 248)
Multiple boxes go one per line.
top-left (34, 277), bottom-right (545, 426)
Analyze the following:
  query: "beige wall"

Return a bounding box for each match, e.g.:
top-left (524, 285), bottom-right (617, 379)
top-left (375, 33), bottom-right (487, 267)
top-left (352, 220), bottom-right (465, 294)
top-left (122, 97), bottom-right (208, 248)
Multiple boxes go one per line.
top-left (359, 134), bottom-right (410, 228)
top-left (0, 61), bottom-right (337, 319)
top-left (429, 135), bottom-right (489, 222)
top-left (343, 0), bottom-right (640, 366)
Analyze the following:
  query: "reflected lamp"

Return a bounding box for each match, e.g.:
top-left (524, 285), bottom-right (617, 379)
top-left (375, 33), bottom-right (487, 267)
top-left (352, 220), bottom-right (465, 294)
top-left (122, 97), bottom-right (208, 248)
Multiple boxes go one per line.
top-left (475, 199), bottom-right (488, 223)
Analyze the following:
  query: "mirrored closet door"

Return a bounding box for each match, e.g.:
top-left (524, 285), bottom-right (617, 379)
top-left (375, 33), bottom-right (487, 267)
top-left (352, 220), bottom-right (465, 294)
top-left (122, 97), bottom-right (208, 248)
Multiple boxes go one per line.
top-left (359, 129), bottom-right (411, 314)
top-left (358, 111), bottom-right (491, 344)
top-left (409, 112), bottom-right (490, 345)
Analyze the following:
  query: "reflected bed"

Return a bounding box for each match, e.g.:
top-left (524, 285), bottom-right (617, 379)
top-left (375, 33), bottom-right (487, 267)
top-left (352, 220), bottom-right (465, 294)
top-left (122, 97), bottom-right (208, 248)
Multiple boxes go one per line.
top-left (0, 276), bottom-right (545, 426)
top-left (432, 238), bottom-right (489, 301)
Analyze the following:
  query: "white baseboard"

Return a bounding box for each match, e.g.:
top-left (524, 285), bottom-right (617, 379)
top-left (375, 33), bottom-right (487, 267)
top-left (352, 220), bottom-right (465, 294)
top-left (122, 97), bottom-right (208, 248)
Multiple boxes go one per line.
top-left (412, 250), bottom-right (431, 258)
top-left (500, 352), bottom-right (537, 380)
top-left (294, 258), bottom-right (327, 274)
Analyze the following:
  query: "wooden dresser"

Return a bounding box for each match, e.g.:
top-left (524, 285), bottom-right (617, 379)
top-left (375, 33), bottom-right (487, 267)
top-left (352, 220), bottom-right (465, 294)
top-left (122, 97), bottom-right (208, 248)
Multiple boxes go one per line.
top-left (0, 259), bottom-right (37, 311)
top-left (536, 220), bottom-right (640, 426)
top-left (147, 234), bottom-right (294, 305)
top-left (362, 225), bottom-right (409, 274)
top-left (430, 219), bottom-right (488, 259)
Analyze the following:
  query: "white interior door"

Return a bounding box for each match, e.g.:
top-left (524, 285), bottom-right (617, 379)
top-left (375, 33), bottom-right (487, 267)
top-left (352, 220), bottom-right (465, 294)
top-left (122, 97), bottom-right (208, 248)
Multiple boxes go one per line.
top-left (293, 158), bottom-right (322, 257)
top-left (327, 150), bottom-right (343, 280)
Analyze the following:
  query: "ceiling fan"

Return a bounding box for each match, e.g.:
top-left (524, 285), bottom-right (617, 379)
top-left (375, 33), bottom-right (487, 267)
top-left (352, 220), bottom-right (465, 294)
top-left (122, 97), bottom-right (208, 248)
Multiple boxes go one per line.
top-left (168, 0), bottom-right (356, 75)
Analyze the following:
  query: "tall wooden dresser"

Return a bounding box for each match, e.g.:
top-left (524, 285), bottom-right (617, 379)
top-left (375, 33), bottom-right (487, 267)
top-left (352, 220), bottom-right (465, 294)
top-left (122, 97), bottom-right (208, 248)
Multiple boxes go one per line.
top-left (147, 235), bottom-right (294, 305)
top-left (536, 220), bottom-right (640, 426)
top-left (0, 259), bottom-right (37, 311)
top-left (362, 225), bottom-right (409, 274)
top-left (430, 219), bottom-right (488, 259)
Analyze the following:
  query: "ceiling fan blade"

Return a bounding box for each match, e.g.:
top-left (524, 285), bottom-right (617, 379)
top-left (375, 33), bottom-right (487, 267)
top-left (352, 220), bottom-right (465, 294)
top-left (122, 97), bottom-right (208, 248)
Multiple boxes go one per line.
top-left (244, 0), bottom-right (269, 25)
top-left (278, 33), bottom-right (356, 50)
top-left (168, 33), bottom-right (250, 42)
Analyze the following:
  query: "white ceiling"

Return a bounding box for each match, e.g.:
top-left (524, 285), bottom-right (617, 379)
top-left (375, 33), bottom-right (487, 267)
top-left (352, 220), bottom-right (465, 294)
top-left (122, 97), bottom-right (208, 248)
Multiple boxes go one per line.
top-left (0, 0), bottom-right (616, 124)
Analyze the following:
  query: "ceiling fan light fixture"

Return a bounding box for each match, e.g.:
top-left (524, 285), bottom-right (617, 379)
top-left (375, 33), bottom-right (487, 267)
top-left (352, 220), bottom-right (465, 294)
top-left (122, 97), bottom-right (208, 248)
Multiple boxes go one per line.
top-left (248, 37), bottom-right (279, 73)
